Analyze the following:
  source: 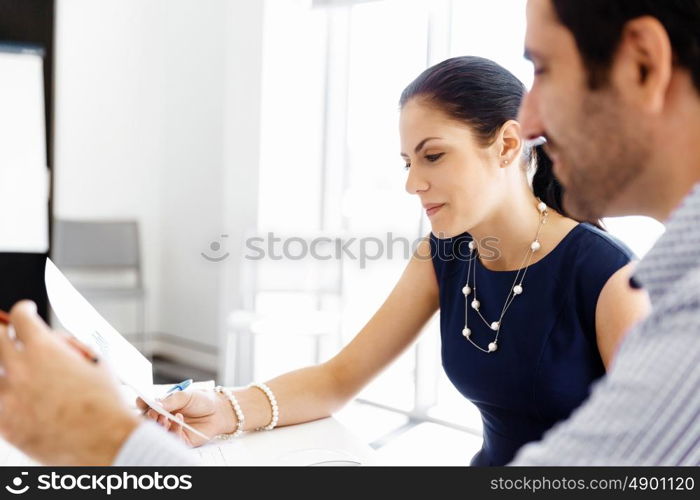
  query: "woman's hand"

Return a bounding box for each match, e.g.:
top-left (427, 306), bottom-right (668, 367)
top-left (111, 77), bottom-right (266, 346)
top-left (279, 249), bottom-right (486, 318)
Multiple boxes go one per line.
top-left (137, 389), bottom-right (236, 447)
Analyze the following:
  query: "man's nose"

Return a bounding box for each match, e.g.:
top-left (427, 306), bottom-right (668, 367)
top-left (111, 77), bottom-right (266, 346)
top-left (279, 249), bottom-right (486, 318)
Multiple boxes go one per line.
top-left (518, 90), bottom-right (545, 141)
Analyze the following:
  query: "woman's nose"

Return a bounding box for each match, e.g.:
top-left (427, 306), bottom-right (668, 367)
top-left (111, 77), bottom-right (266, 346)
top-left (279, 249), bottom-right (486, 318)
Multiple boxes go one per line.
top-left (405, 167), bottom-right (429, 195)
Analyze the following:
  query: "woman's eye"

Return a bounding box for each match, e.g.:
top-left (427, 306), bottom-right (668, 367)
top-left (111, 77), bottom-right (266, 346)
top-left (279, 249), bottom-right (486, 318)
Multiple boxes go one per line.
top-left (425, 153), bottom-right (444, 162)
top-left (403, 162), bottom-right (411, 171)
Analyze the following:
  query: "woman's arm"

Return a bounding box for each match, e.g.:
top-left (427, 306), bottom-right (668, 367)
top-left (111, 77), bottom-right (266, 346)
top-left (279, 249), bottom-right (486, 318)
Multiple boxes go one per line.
top-left (150, 235), bottom-right (440, 443)
top-left (595, 262), bottom-right (651, 369)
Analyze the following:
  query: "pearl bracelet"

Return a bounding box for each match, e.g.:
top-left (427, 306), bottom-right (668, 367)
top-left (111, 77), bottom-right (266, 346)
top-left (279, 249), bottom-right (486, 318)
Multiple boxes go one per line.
top-left (214, 386), bottom-right (245, 439)
top-left (248, 382), bottom-right (279, 431)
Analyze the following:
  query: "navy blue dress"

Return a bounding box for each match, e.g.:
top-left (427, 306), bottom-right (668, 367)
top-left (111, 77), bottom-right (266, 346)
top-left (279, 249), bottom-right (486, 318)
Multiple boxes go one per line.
top-left (429, 222), bottom-right (634, 466)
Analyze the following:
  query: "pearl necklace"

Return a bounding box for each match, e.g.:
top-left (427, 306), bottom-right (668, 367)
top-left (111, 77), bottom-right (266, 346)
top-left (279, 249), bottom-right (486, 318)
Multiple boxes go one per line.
top-left (461, 200), bottom-right (549, 353)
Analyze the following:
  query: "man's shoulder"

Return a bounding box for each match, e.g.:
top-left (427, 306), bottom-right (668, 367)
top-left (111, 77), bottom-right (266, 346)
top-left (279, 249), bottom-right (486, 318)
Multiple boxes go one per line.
top-left (644, 265), bottom-right (700, 320)
top-left (608, 264), bottom-right (700, 378)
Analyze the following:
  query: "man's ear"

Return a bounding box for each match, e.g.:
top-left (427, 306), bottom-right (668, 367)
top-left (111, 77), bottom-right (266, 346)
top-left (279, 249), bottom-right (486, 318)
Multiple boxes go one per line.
top-left (496, 120), bottom-right (523, 167)
top-left (612, 16), bottom-right (672, 114)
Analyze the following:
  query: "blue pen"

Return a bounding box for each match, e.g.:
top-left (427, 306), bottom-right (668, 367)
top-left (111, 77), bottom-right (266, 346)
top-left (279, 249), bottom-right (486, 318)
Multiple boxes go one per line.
top-left (166, 378), bottom-right (193, 395)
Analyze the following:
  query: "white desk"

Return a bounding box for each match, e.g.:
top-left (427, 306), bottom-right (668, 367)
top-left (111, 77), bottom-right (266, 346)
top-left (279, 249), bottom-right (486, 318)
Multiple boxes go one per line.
top-left (0, 438), bottom-right (38, 466)
top-left (193, 417), bottom-right (376, 466)
top-left (0, 416), bottom-right (376, 466)
top-left (1, 379), bottom-right (377, 466)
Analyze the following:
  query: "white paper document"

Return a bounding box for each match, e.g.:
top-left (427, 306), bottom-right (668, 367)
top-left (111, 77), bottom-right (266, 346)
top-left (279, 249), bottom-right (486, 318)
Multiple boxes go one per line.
top-left (44, 258), bottom-right (208, 441)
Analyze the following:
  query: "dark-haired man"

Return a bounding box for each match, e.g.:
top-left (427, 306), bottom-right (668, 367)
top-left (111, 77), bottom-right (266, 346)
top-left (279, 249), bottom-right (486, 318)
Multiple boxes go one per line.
top-left (512, 0), bottom-right (700, 464)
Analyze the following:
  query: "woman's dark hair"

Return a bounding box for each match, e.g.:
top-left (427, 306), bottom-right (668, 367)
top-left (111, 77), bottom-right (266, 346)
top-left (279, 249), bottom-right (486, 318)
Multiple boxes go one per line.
top-left (399, 55), bottom-right (595, 225)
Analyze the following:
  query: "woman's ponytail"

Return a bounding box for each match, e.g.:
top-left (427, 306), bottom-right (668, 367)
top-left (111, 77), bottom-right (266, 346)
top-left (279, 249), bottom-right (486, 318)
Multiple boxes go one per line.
top-left (531, 144), bottom-right (603, 228)
top-left (531, 145), bottom-right (566, 217)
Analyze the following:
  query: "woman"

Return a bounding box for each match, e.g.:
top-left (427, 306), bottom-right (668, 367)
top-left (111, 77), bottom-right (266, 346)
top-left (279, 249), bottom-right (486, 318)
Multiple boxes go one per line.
top-left (143, 56), bottom-right (650, 465)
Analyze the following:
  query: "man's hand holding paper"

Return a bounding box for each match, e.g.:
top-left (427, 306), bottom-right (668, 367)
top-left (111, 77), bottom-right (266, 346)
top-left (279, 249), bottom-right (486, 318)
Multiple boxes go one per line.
top-left (44, 258), bottom-right (209, 441)
top-left (0, 301), bottom-right (139, 465)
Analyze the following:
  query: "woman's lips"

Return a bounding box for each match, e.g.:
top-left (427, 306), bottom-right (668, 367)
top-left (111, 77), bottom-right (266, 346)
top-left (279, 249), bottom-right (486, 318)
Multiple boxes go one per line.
top-left (425, 203), bottom-right (445, 217)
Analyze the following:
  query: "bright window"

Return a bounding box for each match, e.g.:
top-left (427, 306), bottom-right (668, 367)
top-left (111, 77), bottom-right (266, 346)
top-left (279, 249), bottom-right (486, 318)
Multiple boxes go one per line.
top-left (255, 0), bottom-right (666, 447)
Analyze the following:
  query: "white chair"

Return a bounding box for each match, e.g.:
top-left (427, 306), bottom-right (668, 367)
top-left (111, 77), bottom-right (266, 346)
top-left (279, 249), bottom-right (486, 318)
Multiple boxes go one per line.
top-left (51, 219), bottom-right (147, 351)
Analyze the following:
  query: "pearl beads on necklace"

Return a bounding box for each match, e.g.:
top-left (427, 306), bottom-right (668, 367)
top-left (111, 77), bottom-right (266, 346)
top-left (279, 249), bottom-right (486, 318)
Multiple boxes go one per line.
top-left (460, 198), bottom-right (548, 354)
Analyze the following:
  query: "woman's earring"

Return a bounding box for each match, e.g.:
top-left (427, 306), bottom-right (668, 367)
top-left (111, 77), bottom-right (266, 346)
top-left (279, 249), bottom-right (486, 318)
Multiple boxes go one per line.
top-left (503, 159), bottom-right (509, 166)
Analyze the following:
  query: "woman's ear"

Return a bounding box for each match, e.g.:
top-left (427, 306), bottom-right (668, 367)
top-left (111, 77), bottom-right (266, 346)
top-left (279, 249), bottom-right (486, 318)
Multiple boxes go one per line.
top-left (496, 120), bottom-right (523, 167)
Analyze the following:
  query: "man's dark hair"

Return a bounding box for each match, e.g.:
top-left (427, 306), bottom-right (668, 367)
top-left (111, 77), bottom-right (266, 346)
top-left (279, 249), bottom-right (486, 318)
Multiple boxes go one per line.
top-left (551, 0), bottom-right (700, 91)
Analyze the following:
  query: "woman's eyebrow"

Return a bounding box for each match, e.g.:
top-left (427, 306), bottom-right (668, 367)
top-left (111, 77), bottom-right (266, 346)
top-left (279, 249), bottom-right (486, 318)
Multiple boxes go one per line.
top-left (400, 137), bottom-right (443, 157)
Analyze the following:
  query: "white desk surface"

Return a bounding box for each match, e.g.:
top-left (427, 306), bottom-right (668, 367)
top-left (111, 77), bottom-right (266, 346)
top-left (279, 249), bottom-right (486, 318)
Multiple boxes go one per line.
top-left (0, 380), bottom-right (377, 466)
top-left (193, 416), bottom-right (375, 466)
top-left (0, 416), bottom-right (376, 467)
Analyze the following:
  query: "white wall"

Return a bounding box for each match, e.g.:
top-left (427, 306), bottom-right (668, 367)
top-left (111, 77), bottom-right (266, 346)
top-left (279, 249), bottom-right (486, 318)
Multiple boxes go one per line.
top-left (54, 0), bottom-right (168, 338)
top-left (54, 0), bottom-right (264, 365)
top-left (156, 0), bottom-right (228, 352)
